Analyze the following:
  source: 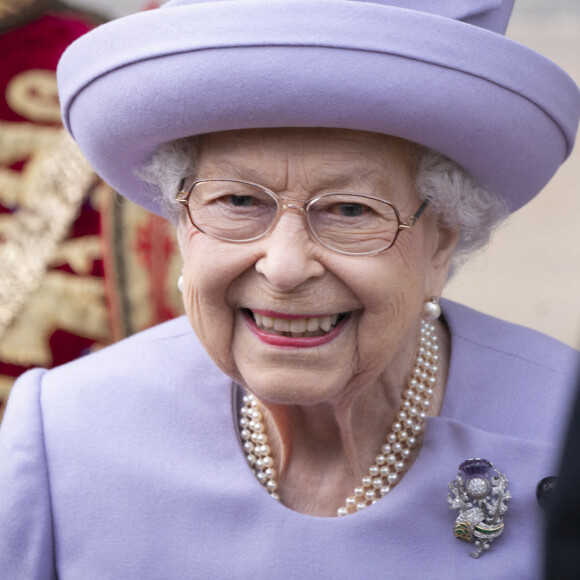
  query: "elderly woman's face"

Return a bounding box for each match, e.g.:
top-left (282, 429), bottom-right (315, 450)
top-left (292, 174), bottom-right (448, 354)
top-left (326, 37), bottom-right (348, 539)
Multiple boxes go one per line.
top-left (177, 128), bottom-right (457, 406)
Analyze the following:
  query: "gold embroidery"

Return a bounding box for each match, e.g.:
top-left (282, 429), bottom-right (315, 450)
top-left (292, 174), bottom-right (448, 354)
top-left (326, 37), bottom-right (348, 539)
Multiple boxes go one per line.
top-left (0, 375), bottom-right (14, 422)
top-left (0, 121), bottom-right (59, 166)
top-left (0, 120), bottom-right (61, 208)
top-left (0, 0), bottom-right (37, 18)
top-left (0, 213), bottom-right (11, 232)
top-left (0, 270), bottom-right (109, 367)
top-left (52, 236), bottom-right (103, 276)
top-left (0, 121), bottom-right (62, 165)
top-left (0, 375), bottom-right (14, 401)
top-left (5, 69), bottom-right (61, 123)
top-left (0, 130), bottom-right (97, 339)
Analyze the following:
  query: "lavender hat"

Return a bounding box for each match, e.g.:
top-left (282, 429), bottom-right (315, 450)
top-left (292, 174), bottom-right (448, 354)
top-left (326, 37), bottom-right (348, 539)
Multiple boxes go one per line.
top-left (57, 0), bottom-right (580, 217)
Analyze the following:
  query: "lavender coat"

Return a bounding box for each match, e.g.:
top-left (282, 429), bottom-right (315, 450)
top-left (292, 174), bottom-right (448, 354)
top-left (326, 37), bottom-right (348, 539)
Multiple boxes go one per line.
top-left (0, 301), bottom-right (577, 579)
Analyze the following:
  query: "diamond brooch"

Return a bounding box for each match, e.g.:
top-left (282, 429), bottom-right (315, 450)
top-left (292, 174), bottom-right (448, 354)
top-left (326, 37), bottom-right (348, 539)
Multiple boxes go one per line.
top-left (447, 458), bottom-right (511, 558)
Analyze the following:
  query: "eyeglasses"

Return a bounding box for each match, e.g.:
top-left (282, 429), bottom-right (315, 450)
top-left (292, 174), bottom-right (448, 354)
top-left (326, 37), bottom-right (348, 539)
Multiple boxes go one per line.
top-left (176, 179), bottom-right (428, 256)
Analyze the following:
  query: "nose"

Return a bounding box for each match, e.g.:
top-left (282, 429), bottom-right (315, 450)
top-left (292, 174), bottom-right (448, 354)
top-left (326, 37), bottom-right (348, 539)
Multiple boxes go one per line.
top-left (255, 210), bottom-right (325, 292)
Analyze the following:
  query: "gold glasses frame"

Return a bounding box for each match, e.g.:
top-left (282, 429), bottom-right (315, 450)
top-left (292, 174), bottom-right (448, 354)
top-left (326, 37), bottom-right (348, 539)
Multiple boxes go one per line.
top-left (176, 178), bottom-right (429, 256)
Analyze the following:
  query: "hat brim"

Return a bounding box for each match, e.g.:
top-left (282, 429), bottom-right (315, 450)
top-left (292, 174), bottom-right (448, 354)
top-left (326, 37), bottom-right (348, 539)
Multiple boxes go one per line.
top-left (57, 0), bottom-right (580, 216)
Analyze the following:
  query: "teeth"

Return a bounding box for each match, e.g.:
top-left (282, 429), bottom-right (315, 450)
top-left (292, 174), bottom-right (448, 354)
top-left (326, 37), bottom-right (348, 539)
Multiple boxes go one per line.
top-left (251, 311), bottom-right (345, 336)
top-left (289, 319), bottom-right (307, 333)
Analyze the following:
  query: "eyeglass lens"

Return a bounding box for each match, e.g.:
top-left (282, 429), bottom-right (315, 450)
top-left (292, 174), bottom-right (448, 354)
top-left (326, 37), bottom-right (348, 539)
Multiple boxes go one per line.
top-left (186, 180), bottom-right (401, 254)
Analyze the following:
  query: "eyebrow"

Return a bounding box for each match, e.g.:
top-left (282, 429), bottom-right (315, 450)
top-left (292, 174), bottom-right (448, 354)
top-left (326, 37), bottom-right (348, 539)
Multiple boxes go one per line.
top-left (201, 160), bottom-right (397, 195)
top-left (204, 160), bottom-right (266, 184)
top-left (307, 168), bottom-right (392, 192)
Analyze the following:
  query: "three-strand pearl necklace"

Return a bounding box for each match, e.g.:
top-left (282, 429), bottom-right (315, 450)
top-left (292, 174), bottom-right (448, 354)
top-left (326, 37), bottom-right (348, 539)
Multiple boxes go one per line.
top-left (239, 319), bottom-right (439, 517)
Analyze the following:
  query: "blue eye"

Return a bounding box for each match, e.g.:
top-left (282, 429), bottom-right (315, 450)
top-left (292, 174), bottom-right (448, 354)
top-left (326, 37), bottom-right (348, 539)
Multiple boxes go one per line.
top-left (228, 195), bottom-right (255, 207)
top-left (337, 203), bottom-right (365, 217)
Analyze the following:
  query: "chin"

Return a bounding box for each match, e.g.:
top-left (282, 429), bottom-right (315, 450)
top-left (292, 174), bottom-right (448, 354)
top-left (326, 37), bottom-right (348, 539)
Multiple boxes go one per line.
top-left (236, 364), bottom-right (357, 407)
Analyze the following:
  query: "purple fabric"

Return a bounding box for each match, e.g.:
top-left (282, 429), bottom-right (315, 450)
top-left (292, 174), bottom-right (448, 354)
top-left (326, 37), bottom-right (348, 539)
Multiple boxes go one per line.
top-left (56, 0), bottom-right (580, 217)
top-left (0, 300), bottom-right (577, 578)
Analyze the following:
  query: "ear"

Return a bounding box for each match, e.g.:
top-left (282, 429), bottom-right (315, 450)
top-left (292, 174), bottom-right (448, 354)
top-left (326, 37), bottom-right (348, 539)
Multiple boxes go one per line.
top-left (426, 225), bottom-right (459, 298)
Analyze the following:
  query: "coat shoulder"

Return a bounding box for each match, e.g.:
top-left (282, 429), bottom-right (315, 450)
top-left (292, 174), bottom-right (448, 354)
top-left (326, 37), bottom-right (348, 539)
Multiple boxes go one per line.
top-left (442, 300), bottom-right (580, 443)
top-left (443, 300), bottom-right (579, 373)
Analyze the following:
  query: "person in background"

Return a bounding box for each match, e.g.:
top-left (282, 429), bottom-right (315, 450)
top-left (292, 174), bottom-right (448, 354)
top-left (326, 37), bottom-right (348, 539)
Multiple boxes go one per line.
top-left (545, 382), bottom-right (580, 578)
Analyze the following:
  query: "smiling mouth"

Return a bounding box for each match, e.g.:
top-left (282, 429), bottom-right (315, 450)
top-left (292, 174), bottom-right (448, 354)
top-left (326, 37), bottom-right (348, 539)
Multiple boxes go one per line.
top-left (244, 309), bottom-right (350, 338)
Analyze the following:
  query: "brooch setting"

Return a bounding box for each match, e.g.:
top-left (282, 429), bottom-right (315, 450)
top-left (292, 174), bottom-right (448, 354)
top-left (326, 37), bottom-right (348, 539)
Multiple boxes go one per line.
top-left (447, 458), bottom-right (511, 558)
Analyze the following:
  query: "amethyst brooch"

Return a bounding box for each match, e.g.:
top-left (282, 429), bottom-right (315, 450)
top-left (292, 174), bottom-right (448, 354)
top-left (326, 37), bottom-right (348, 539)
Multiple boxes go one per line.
top-left (447, 458), bottom-right (511, 558)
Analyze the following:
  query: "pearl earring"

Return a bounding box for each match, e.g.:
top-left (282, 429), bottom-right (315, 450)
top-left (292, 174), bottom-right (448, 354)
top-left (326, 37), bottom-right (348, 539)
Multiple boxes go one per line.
top-left (422, 296), bottom-right (441, 320)
top-left (177, 274), bottom-right (184, 293)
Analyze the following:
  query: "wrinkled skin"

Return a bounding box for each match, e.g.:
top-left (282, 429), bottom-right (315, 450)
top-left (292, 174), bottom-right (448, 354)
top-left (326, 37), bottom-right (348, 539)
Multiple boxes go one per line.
top-left (177, 127), bottom-right (458, 516)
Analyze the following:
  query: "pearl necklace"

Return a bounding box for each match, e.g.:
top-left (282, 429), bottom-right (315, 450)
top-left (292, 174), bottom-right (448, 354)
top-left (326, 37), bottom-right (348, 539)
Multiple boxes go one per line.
top-left (239, 319), bottom-right (439, 517)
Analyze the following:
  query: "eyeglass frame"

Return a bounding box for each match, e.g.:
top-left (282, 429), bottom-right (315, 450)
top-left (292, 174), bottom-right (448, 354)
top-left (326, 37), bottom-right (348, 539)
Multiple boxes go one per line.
top-left (175, 177), bottom-right (429, 256)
